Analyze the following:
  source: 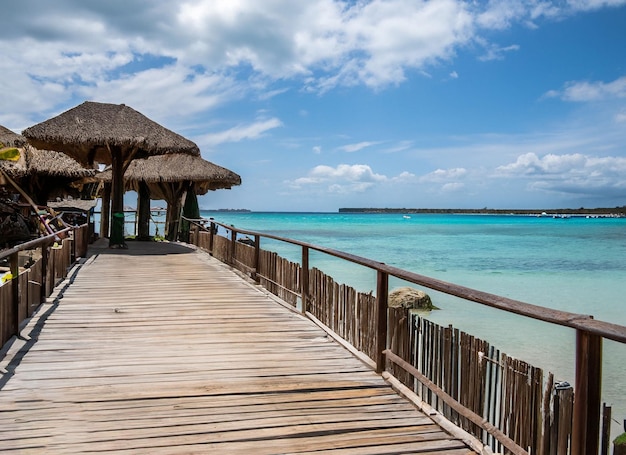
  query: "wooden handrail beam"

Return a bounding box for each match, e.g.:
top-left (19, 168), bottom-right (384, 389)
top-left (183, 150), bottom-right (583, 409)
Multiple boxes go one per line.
top-left (0, 228), bottom-right (71, 261)
top-left (194, 219), bottom-right (626, 344)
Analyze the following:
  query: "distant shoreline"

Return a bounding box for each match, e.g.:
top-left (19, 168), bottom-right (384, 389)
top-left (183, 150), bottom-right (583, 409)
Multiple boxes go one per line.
top-left (338, 207), bottom-right (626, 216)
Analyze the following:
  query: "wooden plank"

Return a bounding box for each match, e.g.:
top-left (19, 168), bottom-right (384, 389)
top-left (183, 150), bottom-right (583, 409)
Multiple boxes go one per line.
top-left (0, 241), bottom-right (473, 454)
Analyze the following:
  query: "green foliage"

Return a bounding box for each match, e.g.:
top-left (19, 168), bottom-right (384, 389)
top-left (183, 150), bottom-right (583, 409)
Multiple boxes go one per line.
top-left (0, 147), bottom-right (20, 161)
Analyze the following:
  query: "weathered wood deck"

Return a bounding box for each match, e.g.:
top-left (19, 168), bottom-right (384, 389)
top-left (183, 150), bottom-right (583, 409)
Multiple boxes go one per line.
top-left (0, 241), bottom-right (474, 454)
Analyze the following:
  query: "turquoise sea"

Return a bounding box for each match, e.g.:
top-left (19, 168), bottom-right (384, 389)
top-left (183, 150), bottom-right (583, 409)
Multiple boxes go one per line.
top-left (199, 211), bottom-right (626, 433)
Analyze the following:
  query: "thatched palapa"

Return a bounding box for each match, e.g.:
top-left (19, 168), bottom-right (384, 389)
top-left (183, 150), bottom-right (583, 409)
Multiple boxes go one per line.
top-left (0, 125), bottom-right (27, 148)
top-left (1, 125), bottom-right (95, 203)
top-left (23, 146), bottom-right (96, 204)
top-left (122, 153), bottom-right (241, 195)
top-left (22, 101), bottom-right (200, 247)
top-left (22, 102), bottom-right (200, 164)
top-left (0, 126), bottom-right (28, 180)
top-left (99, 153), bottom-right (241, 240)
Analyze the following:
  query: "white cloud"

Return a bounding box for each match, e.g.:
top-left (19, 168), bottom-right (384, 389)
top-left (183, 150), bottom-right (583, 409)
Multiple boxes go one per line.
top-left (287, 163), bottom-right (437, 198)
top-left (566, 0), bottom-right (626, 11)
top-left (421, 167), bottom-right (468, 182)
top-left (545, 76), bottom-right (626, 102)
top-left (309, 164), bottom-right (387, 182)
top-left (338, 0), bottom-right (474, 87)
top-left (496, 152), bottom-right (626, 196)
top-left (0, 0), bottom-right (479, 122)
top-left (2, 0), bottom-right (623, 129)
top-left (85, 65), bottom-right (242, 123)
top-left (478, 43), bottom-right (520, 61)
top-left (475, 1), bottom-right (527, 29)
top-left (383, 141), bottom-right (414, 154)
top-left (442, 182), bottom-right (465, 192)
top-left (288, 163), bottom-right (388, 193)
top-left (391, 171), bottom-right (417, 182)
top-left (497, 153), bottom-right (587, 174)
top-left (200, 117), bottom-right (283, 146)
top-left (339, 141), bottom-right (381, 153)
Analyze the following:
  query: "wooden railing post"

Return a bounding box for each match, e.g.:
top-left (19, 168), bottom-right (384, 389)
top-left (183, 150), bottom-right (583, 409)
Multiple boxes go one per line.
top-left (230, 228), bottom-right (237, 265)
top-left (375, 270), bottom-right (389, 374)
top-left (571, 327), bottom-right (603, 455)
top-left (40, 245), bottom-right (48, 302)
top-left (252, 235), bottom-right (260, 283)
top-left (208, 221), bottom-right (215, 254)
top-left (601, 404), bottom-right (612, 455)
top-left (301, 246), bottom-right (309, 314)
top-left (10, 251), bottom-right (19, 336)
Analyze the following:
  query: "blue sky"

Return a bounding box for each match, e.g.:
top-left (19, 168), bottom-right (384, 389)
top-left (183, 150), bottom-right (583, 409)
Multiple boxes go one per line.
top-left (1, 0), bottom-right (625, 211)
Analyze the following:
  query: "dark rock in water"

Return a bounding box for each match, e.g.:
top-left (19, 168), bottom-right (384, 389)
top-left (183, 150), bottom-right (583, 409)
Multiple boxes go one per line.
top-left (388, 287), bottom-right (436, 310)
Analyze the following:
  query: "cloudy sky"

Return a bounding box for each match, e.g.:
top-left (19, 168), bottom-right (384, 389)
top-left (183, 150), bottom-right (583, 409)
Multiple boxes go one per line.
top-left (2, 0), bottom-right (625, 211)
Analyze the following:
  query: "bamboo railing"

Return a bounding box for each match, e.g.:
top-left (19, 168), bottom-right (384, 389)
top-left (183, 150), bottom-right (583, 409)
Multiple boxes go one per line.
top-left (187, 218), bottom-right (626, 455)
top-left (0, 224), bottom-right (89, 346)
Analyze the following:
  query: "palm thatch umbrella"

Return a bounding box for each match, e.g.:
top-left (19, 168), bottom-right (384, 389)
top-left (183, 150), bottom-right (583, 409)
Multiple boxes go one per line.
top-left (0, 126), bottom-right (28, 183)
top-left (98, 153), bottom-right (241, 240)
top-left (22, 101), bottom-right (200, 247)
top-left (0, 125), bottom-right (27, 148)
top-left (25, 146), bottom-right (96, 204)
top-left (1, 125), bottom-right (95, 203)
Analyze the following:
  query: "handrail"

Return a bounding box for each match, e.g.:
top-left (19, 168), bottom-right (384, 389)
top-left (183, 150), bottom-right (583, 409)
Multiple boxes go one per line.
top-left (186, 216), bottom-right (624, 455)
top-left (191, 218), bottom-right (626, 344)
top-left (1, 225), bottom-right (87, 351)
top-left (0, 228), bottom-right (71, 261)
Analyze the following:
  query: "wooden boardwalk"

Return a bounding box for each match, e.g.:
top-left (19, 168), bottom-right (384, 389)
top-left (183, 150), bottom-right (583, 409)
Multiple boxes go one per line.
top-left (0, 241), bottom-right (474, 454)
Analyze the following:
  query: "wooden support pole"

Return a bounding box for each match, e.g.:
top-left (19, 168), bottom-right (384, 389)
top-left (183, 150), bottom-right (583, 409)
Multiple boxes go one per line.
top-left (136, 181), bottom-right (151, 240)
top-left (100, 183), bottom-right (111, 238)
top-left (375, 270), bottom-right (389, 374)
top-left (571, 328), bottom-right (603, 455)
top-left (301, 246), bottom-right (309, 314)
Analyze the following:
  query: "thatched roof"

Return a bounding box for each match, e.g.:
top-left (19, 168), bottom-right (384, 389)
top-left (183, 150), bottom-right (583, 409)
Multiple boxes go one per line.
top-left (0, 125), bottom-right (27, 148)
top-left (0, 127), bottom-right (27, 180)
top-left (98, 153), bottom-right (242, 194)
top-left (1, 124), bottom-right (96, 201)
top-left (25, 146), bottom-right (95, 179)
top-left (22, 101), bottom-right (200, 165)
top-left (0, 152), bottom-right (27, 179)
top-left (48, 198), bottom-right (98, 212)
